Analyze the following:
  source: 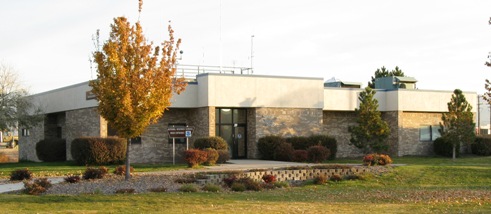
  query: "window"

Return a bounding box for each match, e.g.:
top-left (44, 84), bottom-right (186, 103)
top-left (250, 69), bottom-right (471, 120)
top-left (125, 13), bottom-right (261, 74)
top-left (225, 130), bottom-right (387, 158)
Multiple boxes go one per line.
top-left (168, 123), bottom-right (187, 144)
top-left (21, 129), bottom-right (30, 137)
top-left (419, 125), bottom-right (441, 141)
top-left (131, 136), bottom-right (142, 144)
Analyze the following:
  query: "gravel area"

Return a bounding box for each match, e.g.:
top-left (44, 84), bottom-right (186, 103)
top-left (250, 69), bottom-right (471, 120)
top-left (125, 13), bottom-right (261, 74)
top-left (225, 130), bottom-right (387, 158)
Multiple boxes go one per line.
top-left (1, 165), bottom-right (394, 195)
top-left (45, 172), bottom-right (193, 195)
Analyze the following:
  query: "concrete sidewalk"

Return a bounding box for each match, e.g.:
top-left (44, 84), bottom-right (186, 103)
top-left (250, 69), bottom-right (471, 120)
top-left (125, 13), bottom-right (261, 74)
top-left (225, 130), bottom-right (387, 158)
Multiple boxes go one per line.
top-left (0, 160), bottom-right (312, 194)
top-left (0, 178), bottom-right (65, 194)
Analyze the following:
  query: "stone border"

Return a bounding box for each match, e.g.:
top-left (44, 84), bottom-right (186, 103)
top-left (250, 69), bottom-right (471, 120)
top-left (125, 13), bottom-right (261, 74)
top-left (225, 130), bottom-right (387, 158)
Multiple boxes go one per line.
top-left (197, 165), bottom-right (390, 184)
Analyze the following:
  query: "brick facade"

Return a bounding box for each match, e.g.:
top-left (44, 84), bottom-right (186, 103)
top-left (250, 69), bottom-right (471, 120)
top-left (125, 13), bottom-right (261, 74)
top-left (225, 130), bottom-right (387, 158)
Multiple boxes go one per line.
top-left (323, 111), bottom-right (364, 158)
top-left (65, 108), bottom-right (106, 160)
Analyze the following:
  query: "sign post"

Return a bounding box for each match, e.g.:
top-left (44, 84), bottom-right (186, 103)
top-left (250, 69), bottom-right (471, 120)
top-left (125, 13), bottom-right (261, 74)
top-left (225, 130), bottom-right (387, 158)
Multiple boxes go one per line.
top-left (167, 127), bottom-right (194, 165)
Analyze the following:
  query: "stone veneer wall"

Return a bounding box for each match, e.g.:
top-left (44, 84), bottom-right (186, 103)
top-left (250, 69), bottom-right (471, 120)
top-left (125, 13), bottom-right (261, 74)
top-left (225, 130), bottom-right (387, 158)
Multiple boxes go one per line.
top-left (398, 111), bottom-right (442, 156)
top-left (65, 107), bottom-right (106, 160)
top-left (252, 108), bottom-right (323, 159)
top-left (18, 121), bottom-right (44, 162)
top-left (323, 111), bottom-right (364, 158)
top-left (130, 107), bottom-right (213, 164)
top-left (247, 109), bottom-right (257, 159)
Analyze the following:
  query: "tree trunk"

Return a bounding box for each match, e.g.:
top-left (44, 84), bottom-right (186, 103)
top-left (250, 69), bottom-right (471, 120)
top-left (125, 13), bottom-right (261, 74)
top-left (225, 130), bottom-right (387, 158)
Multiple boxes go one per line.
top-left (452, 144), bottom-right (456, 161)
top-left (125, 138), bottom-right (131, 181)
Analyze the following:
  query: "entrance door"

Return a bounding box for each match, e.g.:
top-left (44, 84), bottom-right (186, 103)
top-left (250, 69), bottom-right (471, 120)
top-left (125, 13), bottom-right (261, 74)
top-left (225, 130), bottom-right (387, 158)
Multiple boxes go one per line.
top-left (233, 126), bottom-right (247, 159)
top-left (216, 108), bottom-right (247, 159)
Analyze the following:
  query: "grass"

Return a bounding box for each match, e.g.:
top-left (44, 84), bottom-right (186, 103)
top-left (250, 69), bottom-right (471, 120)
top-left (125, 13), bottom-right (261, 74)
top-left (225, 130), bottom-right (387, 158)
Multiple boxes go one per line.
top-left (0, 161), bottom-right (187, 178)
top-left (0, 156), bottom-right (490, 213)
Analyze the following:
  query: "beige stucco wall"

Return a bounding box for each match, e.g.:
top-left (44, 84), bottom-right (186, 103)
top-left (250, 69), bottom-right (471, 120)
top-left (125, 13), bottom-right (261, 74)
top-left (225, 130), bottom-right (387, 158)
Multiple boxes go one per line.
top-left (323, 88), bottom-right (477, 113)
top-left (30, 82), bottom-right (98, 114)
top-left (199, 74), bottom-right (324, 108)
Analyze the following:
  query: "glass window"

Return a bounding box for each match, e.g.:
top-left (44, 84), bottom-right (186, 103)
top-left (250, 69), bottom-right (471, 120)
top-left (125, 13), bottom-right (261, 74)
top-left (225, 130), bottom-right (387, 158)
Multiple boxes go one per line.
top-left (131, 136), bottom-right (142, 144)
top-left (419, 125), bottom-right (431, 141)
top-left (431, 126), bottom-right (441, 141)
top-left (420, 125), bottom-right (441, 142)
top-left (220, 109), bottom-right (232, 124)
top-left (233, 109), bottom-right (247, 124)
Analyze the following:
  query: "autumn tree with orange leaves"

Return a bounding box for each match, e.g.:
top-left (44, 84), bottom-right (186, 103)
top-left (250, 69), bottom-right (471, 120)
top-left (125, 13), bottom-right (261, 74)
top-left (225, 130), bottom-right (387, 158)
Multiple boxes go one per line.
top-left (90, 0), bottom-right (186, 180)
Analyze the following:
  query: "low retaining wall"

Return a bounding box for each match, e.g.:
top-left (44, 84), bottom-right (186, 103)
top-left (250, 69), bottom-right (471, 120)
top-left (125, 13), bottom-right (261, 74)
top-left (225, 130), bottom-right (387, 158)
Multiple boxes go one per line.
top-left (197, 166), bottom-right (383, 185)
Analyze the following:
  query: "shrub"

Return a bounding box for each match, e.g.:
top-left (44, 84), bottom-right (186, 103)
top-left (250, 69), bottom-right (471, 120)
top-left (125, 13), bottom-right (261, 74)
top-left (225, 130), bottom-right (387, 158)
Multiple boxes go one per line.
top-left (257, 135), bottom-right (285, 160)
top-left (307, 146), bottom-right (330, 163)
top-left (202, 183), bottom-right (221, 192)
top-left (433, 137), bottom-right (460, 157)
top-left (83, 166), bottom-right (108, 180)
top-left (35, 139), bottom-right (66, 162)
top-left (216, 150), bottom-right (230, 164)
top-left (223, 176), bottom-right (237, 188)
top-left (203, 148), bottom-right (219, 166)
top-left (262, 174), bottom-right (277, 184)
top-left (148, 187), bottom-right (167, 192)
top-left (179, 184), bottom-right (199, 192)
top-left (287, 136), bottom-right (312, 150)
top-left (71, 137), bottom-right (127, 165)
top-left (274, 142), bottom-right (294, 161)
top-left (64, 175), bottom-right (81, 183)
top-left (362, 154), bottom-right (376, 166)
top-left (292, 150), bottom-right (308, 162)
top-left (309, 135), bottom-right (338, 160)
top-left (10, 168), bottom-right (32, 181)
top-left (313, 175), bottom-right (327, 185)
top-left (184, 149), bottom-right (208, 168)
top-left (363, 153), bottom-right (393, 166)
top-left (237, 177), bottom-right (262, 191)
top-left (114, 165), bottom-right (134, 176)
top-left (473, 137), bottom-right (491, 156)
top-left (330, 174), bottom-right (342, 182)
top-left (193, 136), bottom-right (228, 150)
top-left (23, 178), bottom-right (52, 195)
top-left (231, 182), bottom-right (246, 192)
top-left (115, 188), bottom-right (135, 194)
top-left (377, 154), bottom-right (393, 165)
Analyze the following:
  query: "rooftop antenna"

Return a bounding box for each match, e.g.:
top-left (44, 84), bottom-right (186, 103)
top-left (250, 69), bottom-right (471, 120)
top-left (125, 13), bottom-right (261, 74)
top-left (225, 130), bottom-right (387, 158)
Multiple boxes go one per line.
top-left (250, 35), bottom-right (254, 74)
top-left (219, 0), bottom-right (223, 73)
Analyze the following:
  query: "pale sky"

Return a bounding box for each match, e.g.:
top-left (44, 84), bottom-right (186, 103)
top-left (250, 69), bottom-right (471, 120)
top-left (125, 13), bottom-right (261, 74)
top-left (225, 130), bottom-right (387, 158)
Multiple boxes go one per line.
top-left (1, 0), bottom-right (491, 95)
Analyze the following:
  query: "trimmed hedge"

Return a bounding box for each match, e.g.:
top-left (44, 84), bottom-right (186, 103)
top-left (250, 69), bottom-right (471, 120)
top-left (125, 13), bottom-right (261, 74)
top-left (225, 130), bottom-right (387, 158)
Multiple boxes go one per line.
top-left (71, 137), bottom-right (127, 165)
top-left (260, 135), bottom-right (338, 161)
top-left (307, 145), bottom-right (330, 163)
top-left (274, 142), bottom-right (294, 161)
top-left (473, 136), bottom-right (491, 156)
top-left (308, 135), bottom-right (337, 160)
top-left (193, 136), bottom-right (228, 151)
top-left (257, 135), bottom-right (285, 160)
top-left (433, 137), bottom-right (460, 157)
top-left (36, 139), bottom-right (67, 162)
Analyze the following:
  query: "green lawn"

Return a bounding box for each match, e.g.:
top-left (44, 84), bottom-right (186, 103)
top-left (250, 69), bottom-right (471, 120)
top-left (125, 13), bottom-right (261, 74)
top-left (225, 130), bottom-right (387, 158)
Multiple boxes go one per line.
top-left (0, 156), bottom-right (490, 213)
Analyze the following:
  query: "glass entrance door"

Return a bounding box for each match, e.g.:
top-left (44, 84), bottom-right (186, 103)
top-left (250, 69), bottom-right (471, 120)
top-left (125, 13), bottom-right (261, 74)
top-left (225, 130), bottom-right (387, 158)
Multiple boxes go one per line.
top-left (216, 108), bottom-right (247, 159)
top-left (234, 126), bottom-right (246, 159)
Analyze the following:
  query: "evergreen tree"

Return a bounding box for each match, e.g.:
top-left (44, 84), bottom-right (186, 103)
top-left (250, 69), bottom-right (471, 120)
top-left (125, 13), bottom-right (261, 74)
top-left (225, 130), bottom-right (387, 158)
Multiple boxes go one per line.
top-left (440, 89), bottom-right (475, 160)
top-left (368, 66), bottom-right (406, 88)
top-left (348, 87), bottom-right (391, 153)
top-left (89, 1), bottom-right (186, 180)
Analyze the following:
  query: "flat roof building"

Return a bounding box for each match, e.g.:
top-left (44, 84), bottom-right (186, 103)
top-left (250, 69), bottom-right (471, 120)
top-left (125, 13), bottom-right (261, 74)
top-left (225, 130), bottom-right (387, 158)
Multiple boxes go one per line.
top-left (19, 72), bottom-right (477, 163)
